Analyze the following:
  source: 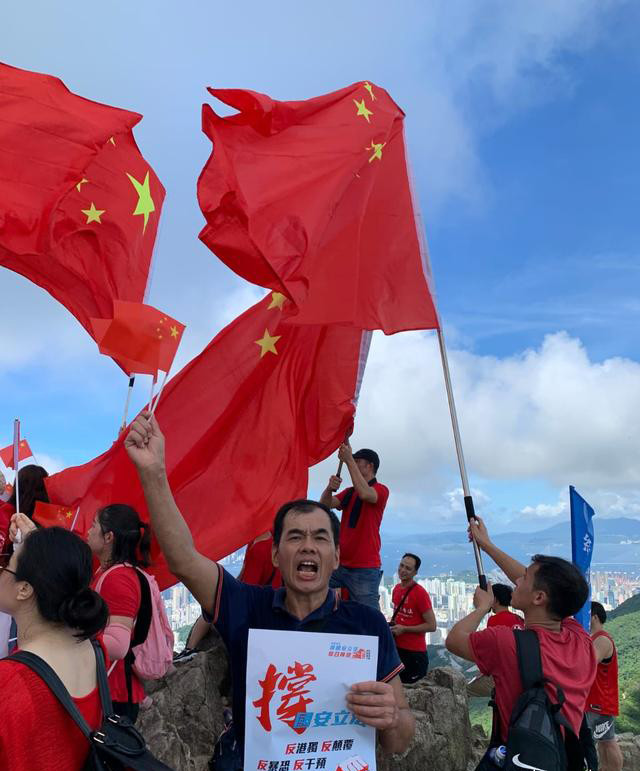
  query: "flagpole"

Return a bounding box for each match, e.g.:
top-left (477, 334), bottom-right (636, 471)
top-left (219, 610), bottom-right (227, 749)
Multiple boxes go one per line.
top-left (150, 371), bottom-right (169, 415)
top-left (121, 376), bottom-right (135, 433)
top-left (12, 419), bottom-right (20, 515)
top-left (148, 374), bottom-right (157, 412)
top-left (70, 506), bottom-right (80, 533)
top-left (436, 327), bottom-right (487, 590)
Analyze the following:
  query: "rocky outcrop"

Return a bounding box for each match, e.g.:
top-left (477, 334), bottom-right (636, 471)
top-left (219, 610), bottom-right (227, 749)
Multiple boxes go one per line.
top-left (138, 637), bottom-right (231, 770)
top-left (137, 638), bottom-right (637, 771)
top-left (619, 734), bottom-right (640, 770)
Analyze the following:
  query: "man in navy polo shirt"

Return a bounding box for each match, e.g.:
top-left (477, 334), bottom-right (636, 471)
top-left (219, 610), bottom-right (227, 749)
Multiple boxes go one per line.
top-left (125, 413), bottom-right (414, 761)
top-left (320, 444), bottom-right (389, 608)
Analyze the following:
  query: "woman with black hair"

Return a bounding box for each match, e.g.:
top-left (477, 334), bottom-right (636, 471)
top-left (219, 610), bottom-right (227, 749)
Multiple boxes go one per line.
top-left (87, 503), bottom-right (151, 723)
top-left (0, 513), bottom-right (108, 770)
top-left (0, 464), bottom-right (49, 554)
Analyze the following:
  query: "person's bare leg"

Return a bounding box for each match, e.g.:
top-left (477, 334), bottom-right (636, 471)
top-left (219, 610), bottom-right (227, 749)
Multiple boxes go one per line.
top-left (599, 739), bottom-right (623, 771)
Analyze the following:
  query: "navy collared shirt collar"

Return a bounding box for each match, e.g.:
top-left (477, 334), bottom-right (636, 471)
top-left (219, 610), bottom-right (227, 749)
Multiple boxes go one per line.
top-left (272, 587), bottom-right (338, 626)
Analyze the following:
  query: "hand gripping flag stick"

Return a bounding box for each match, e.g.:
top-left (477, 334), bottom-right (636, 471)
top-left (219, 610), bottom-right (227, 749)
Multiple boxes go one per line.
top-left (436, 327), bottom-right (487, 590)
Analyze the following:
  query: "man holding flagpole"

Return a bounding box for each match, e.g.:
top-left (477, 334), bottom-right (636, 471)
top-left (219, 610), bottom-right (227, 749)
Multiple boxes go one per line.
top-left (321, 444), bottom-right (389, 609)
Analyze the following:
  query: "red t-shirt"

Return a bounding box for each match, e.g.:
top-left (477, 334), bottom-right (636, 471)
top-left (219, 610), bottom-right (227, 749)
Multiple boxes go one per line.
top-left (487, 610), bottom-right (524, 628)
top-left (336, 482), bottom-right (389, 568)
top-left (239, 537), bottom-right (282, 587)
top-left (391, 582), bottom-right (433, 652)
top-left (587, 630), bottom-right (619, 716)
top-left (470, 618), bottom-right (597, 742)
top-left (0, 658), bottom-right (102, 770)
top-left (0, 501), bottom-right (15, 556)
top-left (92, 565), bottom-right (145, 703)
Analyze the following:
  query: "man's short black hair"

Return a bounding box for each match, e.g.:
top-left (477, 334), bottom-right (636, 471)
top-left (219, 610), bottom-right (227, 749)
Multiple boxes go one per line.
top-left (531, 555), bottom-right (589, 620)
top-left (273, 499), bottom-right (340, 547)
top-left (492, 583), bottom-right (513, 608)
top-left (352, 448), bottom-right (380, 474)
top-left (402, 552), bottom-right (421, 572)
top-left (591, 601), bottom-right (607, 624)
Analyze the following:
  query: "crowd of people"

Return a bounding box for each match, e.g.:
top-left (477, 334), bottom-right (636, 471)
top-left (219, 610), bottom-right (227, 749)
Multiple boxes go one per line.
top-left (0, 415), bottom-right (624, 771)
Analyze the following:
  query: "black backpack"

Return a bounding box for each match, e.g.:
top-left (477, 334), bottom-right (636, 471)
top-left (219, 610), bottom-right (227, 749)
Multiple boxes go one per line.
top-left (503, 629), bottom-right (584, 771)
top-left (10, 639), bottom-right (174, 770)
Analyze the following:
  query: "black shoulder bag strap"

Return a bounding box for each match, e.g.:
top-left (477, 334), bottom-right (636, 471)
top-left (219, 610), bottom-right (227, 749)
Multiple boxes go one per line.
top-left (514, 628), bottom-right (569, 726)
top-left (514, 628), bottom-right (544, 690)
top-left (9, 647), bottom-right (96, 739)
top-left (391, 583), bottom-right (417, 623)
top-left (124, 568), bottom-right (153, 705)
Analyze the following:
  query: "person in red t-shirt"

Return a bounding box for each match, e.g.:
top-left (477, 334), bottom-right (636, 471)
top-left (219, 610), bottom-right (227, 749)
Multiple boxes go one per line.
top-left (486, 583), bottom-right (524, 629)
top-left (320, 445), bottom-right (389, 608)
top-left (0, 513), bottom-right (108, 770)
top-left (87, 503), bottom-right (152, 723)
top-left (584, 601), bottom-right (622, 771)
top-left (467, 582), bottom-right (523, 697)
top-left (390, 553), bottom-right (436, 683)
top-left (446, 516), bottom-right (597, 757)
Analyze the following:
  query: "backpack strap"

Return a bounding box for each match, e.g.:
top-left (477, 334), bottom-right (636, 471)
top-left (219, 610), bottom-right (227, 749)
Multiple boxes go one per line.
top-left (124, 568), bottom-right (152, 706)
top-left (514, 628), bottom-right (544, 690)
top-left (514, 628), bottom-right (569, 724)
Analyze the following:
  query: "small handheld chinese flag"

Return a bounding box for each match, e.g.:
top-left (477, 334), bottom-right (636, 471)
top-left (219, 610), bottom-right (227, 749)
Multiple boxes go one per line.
top-left (33, 501), bottom-right (77, 530)
top-left (0, 439), bottom-right (33, 469)
top-left (90, 301), bottom-right (185, 376)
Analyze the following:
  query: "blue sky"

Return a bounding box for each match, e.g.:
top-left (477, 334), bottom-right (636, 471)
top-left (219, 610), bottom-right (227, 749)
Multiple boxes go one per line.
top-left (1, 1), bottom-right (639, 537)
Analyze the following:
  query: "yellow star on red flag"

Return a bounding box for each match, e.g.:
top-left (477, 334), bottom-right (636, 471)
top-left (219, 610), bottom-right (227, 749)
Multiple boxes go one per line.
top-left (353, 98), bottom-right (373, 123)
top-left (255, 329), bottom-right (281, 357)
top-left (268, 292), bottom-right (287, 310)
top-left (81, 202), bottom-right (105, 224)
top-left (367, 141), bottom-right (386, 163)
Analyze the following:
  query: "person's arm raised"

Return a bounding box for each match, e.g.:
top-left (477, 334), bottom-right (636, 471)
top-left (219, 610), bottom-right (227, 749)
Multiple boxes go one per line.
top-left (468, 516), bottom-right (526, 583)
top-left (125, 412), bottom-right (219, 615)
top-left (319, 475), bottom-right (343, 510)
top-left (340, 444), bottom-right (377, 504)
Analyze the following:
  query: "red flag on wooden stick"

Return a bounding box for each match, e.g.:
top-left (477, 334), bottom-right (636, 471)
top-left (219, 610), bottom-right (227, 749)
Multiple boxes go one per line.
top-left (47, 292), bottom-right (369, 589)
top-left (198, 81), bottom-right (439, 334)
top-left (0, 62), bottom-right (165, 340)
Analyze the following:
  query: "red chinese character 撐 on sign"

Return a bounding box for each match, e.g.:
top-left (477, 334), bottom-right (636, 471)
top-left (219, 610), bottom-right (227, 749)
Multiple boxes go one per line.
top-left (252, 661), bottom-right (317, 734)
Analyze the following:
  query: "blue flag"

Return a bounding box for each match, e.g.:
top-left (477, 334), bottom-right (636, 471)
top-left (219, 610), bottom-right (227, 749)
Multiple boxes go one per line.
top-left (570, 485), bottom-right (595, 630)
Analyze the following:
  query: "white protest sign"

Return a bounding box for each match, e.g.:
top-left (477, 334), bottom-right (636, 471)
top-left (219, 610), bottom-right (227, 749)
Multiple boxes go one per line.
top-left (245, 629), bottom-right (378, 771)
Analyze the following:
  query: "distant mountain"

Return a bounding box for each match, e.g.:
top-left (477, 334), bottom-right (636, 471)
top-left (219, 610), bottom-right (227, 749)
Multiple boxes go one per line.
top-left (380, 517), bottom-right (640, 577)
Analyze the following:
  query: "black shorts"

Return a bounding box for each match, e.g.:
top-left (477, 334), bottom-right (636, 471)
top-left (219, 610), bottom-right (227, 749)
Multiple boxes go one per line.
top-left (397, 648), bottom-right (428, 684)
top-left (586, 711), bottom-right (616, 741)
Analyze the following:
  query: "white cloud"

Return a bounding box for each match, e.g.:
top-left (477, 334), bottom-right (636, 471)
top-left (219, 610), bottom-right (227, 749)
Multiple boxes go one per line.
top-left (354, 330), bottom-right (640, 490)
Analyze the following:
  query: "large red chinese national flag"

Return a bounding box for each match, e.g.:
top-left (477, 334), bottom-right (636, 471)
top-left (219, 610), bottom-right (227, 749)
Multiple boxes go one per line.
top-left (0, 62), bottom-right (165, 340)
top-left (46, 292), bottom-right (369, 589)
top-left (198, 81), bottom-right (439, 334)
